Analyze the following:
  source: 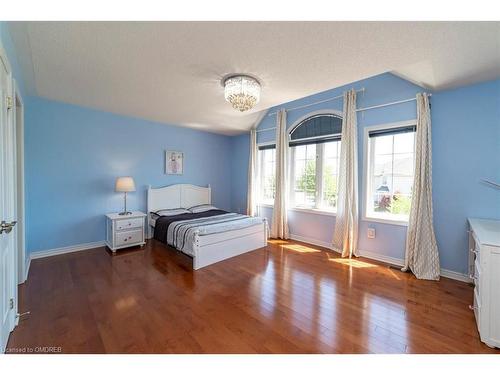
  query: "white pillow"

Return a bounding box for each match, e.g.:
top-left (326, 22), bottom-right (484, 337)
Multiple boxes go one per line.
top-left (154, 208), bottom-right (190, 216)
top-left (188, 204), bottom-right (218, 213)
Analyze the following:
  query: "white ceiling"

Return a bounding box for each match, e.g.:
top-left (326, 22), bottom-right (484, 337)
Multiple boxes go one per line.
top-left (9, 21), bottom-right (500, 135)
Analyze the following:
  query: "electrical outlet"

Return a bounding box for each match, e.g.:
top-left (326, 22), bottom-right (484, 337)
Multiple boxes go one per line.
top-left (367, 228), bottom-right (376, 239)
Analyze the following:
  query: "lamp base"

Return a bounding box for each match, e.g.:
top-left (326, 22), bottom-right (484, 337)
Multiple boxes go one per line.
top-left (118, 211), bottom-right (133, 216)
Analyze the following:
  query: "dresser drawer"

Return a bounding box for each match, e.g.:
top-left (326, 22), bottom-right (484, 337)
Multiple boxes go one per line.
top-left (473, 258), bottom-right (481, 295)
top-left (116, 217), bottom-right (144, 231)
top-left (469, 231), bottom-right (481, 265)
top-left (115, 229), bottom-right (143, 247)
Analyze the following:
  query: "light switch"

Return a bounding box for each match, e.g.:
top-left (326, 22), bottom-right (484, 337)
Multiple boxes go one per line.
top-left (367, 228), bottom-right (376, 239)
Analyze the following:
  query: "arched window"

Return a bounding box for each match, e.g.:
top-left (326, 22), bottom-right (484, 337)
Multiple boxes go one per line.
top-left (289, 114), bottom-right (342, 146)
top-left (289, 112), bottom-right (342, 211)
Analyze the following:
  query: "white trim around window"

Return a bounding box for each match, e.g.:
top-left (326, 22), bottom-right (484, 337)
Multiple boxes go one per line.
top-left (362, 119), bottom-right (417, 227)
top-left (258, 203), bottom-right (336, 217)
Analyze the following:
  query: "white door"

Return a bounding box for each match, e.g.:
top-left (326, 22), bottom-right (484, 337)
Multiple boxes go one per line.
top-left (0, 49), bottom-right (17, 353)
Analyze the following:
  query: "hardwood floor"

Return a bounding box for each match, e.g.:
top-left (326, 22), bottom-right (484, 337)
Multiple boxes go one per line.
top-left (7, 239), bottom-right (498, 354)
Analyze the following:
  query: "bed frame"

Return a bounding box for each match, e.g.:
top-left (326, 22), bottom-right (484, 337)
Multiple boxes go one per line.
top-left (147, 184), bottom-right (267, 270)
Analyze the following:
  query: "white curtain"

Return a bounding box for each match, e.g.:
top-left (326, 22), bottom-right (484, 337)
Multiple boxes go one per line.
top-left (247, 128), bottom-right (258, 216)
top-left (402, 93), bottom-right (440, 280)
top-left (271, 109), bottom-right (289, 239)
top-left (332, 89), bottom-right (359, 258)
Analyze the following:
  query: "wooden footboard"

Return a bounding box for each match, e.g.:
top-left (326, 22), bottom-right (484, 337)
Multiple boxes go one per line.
top-left (192, 220), bottom-right (268, 270)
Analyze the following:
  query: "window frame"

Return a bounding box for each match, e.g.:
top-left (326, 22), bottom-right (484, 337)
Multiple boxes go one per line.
top-left (289, 143), bottom-right (319, 209)
top-left (289, 141), bottom-right (342, 213)
top-left (257, 142), bottom-right (276, 206)
top-left (362, 120), bottom-right (417, 226)
top-left (288, 109), bottom-right (343, 214)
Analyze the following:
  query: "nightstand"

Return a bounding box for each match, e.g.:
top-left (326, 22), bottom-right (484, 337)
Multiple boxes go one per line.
top-left (105, 211), bottom-right (146, 253)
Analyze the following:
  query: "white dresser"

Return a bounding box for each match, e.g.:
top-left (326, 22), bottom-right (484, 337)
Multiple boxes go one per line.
top-left (106, 211), bottom-right (146, 253)
top-left (468, 218), bottom-right (500, 348)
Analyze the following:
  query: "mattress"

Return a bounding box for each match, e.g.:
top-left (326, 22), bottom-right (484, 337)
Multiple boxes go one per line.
top-left (152, 210), bottom-right (265, 256)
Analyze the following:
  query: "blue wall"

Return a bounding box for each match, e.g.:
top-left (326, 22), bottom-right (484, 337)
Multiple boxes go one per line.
top-left (230, 133), bottom-right (250, 214)
top-left (233, 73), bottom-right (500, 275)
top-left (432, 79), bottom-right (500, 273)
top-left (4, 20), bottom-right (499, 272)
top-left (25, 97), bottom-right (233, 253)
top-left (3, 21), bottom-right (235, 255)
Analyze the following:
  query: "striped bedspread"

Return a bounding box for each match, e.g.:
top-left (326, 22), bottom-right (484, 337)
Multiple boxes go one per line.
top-left (158, 211), bottom-right (264, 256)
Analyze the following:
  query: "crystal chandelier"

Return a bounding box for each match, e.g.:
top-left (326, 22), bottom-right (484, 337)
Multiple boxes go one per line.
top-left (223, 75), bottom-right (261, 112)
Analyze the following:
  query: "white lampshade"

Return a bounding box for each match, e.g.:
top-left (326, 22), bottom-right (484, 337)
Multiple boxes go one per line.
top-left (115, 177), bottom-right (136, 192)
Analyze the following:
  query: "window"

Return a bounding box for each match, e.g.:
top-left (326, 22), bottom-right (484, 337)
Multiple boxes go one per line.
top-left (291, 143), bottom-right (317, 207)
top-left (257, 145), bottom-right (276, 205)
top-left (289, 113), bottom-right (342, 211)
top-left (322, 141), bottom-right (341, 209)
top-left (365, 124), bottom-right (416, 223)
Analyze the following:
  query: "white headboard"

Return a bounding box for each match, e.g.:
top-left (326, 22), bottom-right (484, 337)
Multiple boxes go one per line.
top-left (147, 184), bottom-right (212, 213)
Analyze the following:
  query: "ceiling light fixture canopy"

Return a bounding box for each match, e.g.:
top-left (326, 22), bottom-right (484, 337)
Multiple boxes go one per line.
top-left (223, 75), bottom-right (261, 112)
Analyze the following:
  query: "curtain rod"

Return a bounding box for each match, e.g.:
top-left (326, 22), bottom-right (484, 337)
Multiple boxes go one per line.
top-left (356, 94), bottom-right (432, 113)
top-left (256, 93), bottom-right (432, 133)
top-left (266, 88), bottom-right (365, 117)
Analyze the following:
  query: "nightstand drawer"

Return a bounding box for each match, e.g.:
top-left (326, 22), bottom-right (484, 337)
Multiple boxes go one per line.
top-left (106, 211), bottom-right (146, 252)
top-left (115, 229), bottom-right (143, 246)
top-left (116, 217), bottom-right (144, 231)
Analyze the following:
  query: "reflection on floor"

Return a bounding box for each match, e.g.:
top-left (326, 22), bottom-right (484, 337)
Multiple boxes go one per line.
top-left (7, 239), bottom-right (497, 353)
top-left (327, 256), bottom-right (377, 268)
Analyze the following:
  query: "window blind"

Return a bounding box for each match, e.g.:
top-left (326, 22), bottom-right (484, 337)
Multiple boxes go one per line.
top-left (368, 125), bottom-right (416, 138)
top-left (258, 144), bottom-right (276, 151)
top-left (289, 114), bottom-right (342, 147)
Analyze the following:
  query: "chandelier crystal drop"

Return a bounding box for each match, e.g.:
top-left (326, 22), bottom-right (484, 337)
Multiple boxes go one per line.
top-left (223, 75), bottom-right (261, 112)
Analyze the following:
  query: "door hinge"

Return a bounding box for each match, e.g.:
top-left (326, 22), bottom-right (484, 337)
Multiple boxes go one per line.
top-left (6, 95), bottom-right (13, 110)
top-left (9, 298), bottom-right (14, 310)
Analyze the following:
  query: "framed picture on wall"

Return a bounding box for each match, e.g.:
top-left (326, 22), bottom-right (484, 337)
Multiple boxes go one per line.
top-left (165, 151), bottom-right (184, 175)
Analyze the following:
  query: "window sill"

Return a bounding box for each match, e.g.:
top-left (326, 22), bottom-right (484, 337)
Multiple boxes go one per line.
top-left (363, 215), bottom-right (409, 227)
top-left (259, 205), bottom-right (407, 224)
top-left (258, 203), bottom-right (274, 209)
top-left (257, 204), bottom-right (336, 217)
top-left (290, 206), bottom-right (336, 217)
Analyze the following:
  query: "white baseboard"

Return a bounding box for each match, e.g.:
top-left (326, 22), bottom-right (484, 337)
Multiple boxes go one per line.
top-left (357, 249), bottom-right (405, 267)
top-left (29, 241), bottom-right (106, 260)
top-left (289, 234), bottom-right (470, 283)
top-left (440, 269), bottom-right (471, 283)
top-left (289, 234), bottom-right (337, 252)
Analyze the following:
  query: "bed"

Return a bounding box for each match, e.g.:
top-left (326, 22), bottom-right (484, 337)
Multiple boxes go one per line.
top-left (147, 184), bottom-right (268, 270)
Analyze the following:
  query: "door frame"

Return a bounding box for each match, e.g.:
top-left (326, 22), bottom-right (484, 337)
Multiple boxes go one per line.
top-left (0, 42), bottom-right (25, 287)
top-left (13, 79), bottom-right (26, 285)
top-left (0, 38), bottom-right (20, 351)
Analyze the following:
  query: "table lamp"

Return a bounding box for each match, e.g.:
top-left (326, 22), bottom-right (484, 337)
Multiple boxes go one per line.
top-left (115, 176), bottom-right (135, 215)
